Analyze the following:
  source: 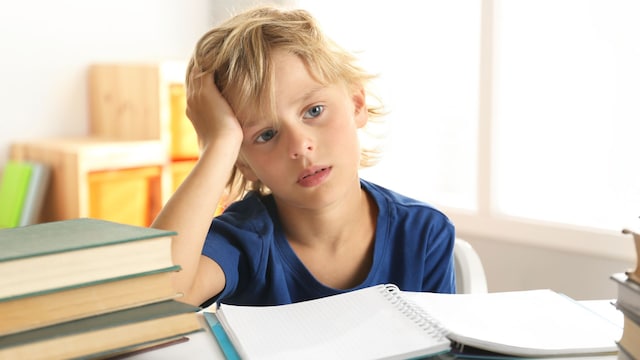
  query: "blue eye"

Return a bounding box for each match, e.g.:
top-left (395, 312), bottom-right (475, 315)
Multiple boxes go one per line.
top-left (304, 105), bottom-right (324, 119)
top-left (256, 129), bottom-right (277, 143)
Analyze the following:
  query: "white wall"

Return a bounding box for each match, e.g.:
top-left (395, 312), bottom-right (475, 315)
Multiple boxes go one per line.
top-left (0, 0), bottom-right (632, 300)
top-left (0, 0), bottom-right (217, 165)
top-left (462, 235), bottom-right (633, 300)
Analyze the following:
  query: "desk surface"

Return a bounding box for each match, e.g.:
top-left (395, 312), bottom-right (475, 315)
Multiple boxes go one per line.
top-left (128, 300), bottom-right (622, 360)
top-left (127, 317), bottom-right (224, 359)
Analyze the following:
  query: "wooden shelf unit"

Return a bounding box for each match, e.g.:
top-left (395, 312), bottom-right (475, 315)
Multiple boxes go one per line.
top-left (88, 62), bottom-right (199, 209)
top-left (10, 138), bottom-right (166, 226)
top-left (10, 62), bottom-right (199, 227)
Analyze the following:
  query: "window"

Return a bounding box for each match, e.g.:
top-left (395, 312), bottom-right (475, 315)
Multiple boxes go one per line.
top-left (493, 0), bottom-right (640, 232)
top-left (298, 0), bottom-right (638, 260)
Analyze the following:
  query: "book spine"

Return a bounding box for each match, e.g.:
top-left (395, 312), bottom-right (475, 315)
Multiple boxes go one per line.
top-left (18, 162), bottom-right (50, 226)
top-left (0, 162), bottom-right (32, 228)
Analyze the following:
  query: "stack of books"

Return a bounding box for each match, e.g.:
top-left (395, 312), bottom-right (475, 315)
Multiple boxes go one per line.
top-left (611, 227), bottom-right (640, 360)
top-left (0, 218), bottom-right (203, 359)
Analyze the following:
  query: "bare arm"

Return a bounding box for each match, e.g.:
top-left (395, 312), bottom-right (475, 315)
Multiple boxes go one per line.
top-left (151, 70), bottom-right (243, 306)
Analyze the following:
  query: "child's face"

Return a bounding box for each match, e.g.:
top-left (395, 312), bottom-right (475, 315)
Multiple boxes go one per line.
top-left (238, 50), bottom-right (368, 210)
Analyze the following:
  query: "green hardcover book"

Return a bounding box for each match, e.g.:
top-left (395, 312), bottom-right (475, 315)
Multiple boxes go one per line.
top-left (0, 218), bottom-right (177, 299)
top-left (0, 265), bottom-right (181, 337)
top-left (0, 161), bottom-right (33, 229)
top-left (0, 300), bottom-right (203, 360)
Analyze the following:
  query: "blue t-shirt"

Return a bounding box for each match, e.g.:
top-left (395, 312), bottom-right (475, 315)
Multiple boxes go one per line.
top-left (202, 179), bottom-right (455, 306)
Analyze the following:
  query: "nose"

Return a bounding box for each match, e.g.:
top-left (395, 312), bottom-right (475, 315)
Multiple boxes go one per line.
top-left (286, 124), bottom-right (314, 159)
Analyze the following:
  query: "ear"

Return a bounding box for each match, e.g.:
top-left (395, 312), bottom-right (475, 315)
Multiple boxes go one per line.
top-left (352, 86), bottom-right (368, 128)
top-left (236, 158), bottom-right (259, 182)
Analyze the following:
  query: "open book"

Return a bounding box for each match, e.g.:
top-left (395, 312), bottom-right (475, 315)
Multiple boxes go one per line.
top-left (205, 285), bottom-right (621, 360)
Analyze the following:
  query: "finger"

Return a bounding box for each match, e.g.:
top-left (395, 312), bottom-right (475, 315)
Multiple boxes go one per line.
top-left (199, 71), bottom-right (218, 96)
top-left (189, 71), bottom-right (203, 96)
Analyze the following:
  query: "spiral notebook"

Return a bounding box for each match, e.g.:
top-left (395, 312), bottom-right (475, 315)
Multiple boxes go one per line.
top-left (207, 285), bottom-right (621, 360)
top-left (403, 289), bottom-right (621, 358)
top-left (210, 284), bottom-right (449, 360)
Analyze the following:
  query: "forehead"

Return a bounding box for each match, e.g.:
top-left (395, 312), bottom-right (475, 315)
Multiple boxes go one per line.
top-left (237, 51), bottom-right (330, 125)
top-left (272, 52), bottom-right (327, 103)
top-left (271, 50), bottom-right (309, 79)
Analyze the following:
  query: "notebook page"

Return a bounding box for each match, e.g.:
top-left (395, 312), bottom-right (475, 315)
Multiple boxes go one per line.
top-left (403, 289), bottom-right (622, 357)
top-left (216, 285), bottom-right (450, 360)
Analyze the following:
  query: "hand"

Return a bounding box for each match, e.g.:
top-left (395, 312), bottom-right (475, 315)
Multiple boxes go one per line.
top-left (185, 69), bottom-right (243, 152)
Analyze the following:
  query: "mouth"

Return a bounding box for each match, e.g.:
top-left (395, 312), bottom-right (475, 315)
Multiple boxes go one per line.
top-left (299, 167), bottom-right (328, 180)
top-left (297, 166), bottom-right (331, 184)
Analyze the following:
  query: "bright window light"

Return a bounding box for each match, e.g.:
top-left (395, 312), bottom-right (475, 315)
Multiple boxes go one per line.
top-left (297, 0), bottom-right (639, 236)
top-left (493, 0), bottom-right (640, 230)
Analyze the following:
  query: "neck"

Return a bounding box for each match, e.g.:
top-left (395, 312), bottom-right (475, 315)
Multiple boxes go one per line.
top-left (276, 182), bottom-right (375, 250)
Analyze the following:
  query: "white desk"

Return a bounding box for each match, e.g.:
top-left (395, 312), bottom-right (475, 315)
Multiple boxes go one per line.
top-left (129, 300), bottom-right (622, 359)
top-left (128, 314), bottom-right (225, 359)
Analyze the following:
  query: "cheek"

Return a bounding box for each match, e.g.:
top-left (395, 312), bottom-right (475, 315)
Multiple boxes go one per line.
top-left (327, 113), bottom-right (360, 143)
top-left (240, 148), bottom-right (283, 181)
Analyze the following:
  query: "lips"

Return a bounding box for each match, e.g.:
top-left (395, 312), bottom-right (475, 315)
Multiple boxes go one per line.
top-left (297, 166), bottom-right (331, 187)
top-left (299, 167), bottom-right (327, 180)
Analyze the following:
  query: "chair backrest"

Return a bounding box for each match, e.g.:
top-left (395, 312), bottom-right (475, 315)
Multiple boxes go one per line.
top-left (453, 237), bottom-right (488, 293)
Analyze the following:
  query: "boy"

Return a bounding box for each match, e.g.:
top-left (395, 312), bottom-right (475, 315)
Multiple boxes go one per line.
top-left (152, 5), bottom-right (455, 307)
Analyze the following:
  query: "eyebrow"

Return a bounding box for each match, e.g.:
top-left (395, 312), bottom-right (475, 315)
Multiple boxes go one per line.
top-left (292, 85), bottom-right (325, 107)
top-left (241, 118), bottom-right (261, 132)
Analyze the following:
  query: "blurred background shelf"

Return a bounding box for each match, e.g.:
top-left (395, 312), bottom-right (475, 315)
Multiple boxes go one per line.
top-left (10, 62), bottom-right (198, 227)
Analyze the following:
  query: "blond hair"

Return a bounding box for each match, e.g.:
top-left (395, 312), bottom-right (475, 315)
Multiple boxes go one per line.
top-left (187, 5), bottom-right (384, 202)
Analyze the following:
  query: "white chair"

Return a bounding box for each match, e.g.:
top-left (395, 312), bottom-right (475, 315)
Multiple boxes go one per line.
top-left (453, 238), bottom-right (488, 294)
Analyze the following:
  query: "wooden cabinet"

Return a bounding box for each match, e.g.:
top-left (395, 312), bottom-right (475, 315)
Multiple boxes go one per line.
top-left (11, 62), bottom-right (199, 227)
top-left (10, 138), bottom-right (165, 226)
top-left (87, 62), bottom-right (199, 210)
top-left (87, 62), bottom-right (197, 156)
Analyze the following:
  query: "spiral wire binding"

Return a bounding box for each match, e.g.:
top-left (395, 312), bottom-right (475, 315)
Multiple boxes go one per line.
top-left (380, 284), bottom-right (450, 343)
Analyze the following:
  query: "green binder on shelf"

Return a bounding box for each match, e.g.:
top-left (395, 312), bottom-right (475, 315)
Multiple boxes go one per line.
top-left (0, 161), bottom-right (50, 229)
top-left (0, 161), bottom-right (32, 228)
